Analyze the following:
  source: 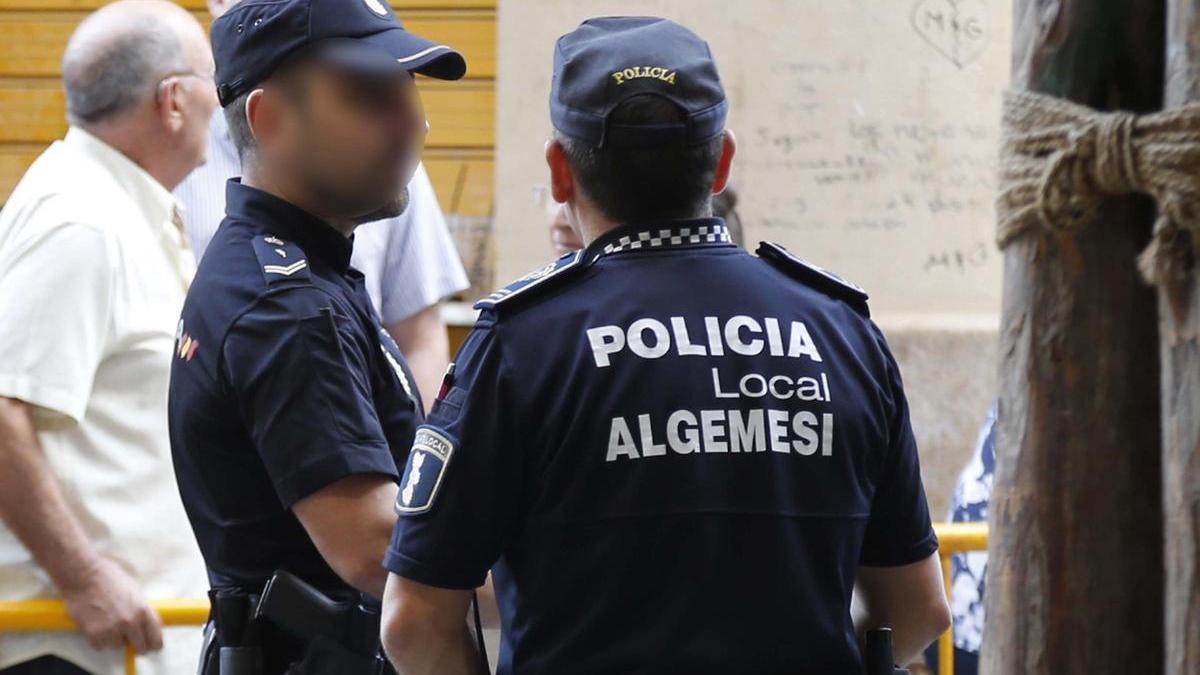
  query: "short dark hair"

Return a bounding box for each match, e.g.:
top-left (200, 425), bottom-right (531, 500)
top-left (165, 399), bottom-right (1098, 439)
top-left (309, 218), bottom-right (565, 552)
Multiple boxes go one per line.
top-left (223, 56), bottom-right (319, 167)
top-left (555, 95), bottom-right (724, 224)
top-left (223, 92), bottom-right (256, 165)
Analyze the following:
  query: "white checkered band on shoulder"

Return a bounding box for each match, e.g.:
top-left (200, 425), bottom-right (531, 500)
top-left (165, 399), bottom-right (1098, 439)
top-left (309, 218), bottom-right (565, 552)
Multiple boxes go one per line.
top-left (601, 224), bottom-right (731, 256)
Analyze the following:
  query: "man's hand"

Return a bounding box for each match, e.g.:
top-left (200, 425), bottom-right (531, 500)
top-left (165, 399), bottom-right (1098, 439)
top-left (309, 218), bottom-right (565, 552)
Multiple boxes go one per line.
top-left (0, 397), bottom-right (162, 653)
top-left (61, 556), bottom-right (163, 653)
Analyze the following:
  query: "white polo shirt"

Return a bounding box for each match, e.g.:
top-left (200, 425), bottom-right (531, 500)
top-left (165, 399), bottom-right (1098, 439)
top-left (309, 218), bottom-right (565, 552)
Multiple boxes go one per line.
top-left (0, 128), bottom-right (206, 675)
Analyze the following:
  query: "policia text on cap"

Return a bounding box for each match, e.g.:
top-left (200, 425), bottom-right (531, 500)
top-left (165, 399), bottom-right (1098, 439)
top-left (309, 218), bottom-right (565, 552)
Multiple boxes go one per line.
top-left (166, 0), bottom-right (466, 671)
top-left (379, 15), bottom-right (951, 675)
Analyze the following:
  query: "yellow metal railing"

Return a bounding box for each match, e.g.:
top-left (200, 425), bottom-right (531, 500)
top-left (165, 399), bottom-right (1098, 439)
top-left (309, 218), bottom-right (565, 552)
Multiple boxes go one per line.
top-left (0, 522), bottom-right (988, 675)
top-left (0, 598), bottom-right (209, 675)
top-left (932, 522), bottom-right (989, 675)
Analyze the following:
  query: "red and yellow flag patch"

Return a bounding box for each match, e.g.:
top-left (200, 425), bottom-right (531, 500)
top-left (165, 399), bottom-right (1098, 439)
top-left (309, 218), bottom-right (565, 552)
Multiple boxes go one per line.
top-left (178, 333), bottom-right (199, 362)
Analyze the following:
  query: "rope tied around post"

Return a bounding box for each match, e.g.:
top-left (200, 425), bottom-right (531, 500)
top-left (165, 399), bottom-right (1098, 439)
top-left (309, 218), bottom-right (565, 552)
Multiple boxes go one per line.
top-left (997, 89), bottom-right (1200, 285)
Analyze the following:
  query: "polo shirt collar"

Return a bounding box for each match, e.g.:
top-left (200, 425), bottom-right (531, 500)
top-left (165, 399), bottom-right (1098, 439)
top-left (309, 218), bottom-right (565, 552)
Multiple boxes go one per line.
top-left (64, 126), bottom-right (177, 232)
top-left (585, 217), bottom-right (733, 261)
top-left (224, 179), bottom-right (354, 272)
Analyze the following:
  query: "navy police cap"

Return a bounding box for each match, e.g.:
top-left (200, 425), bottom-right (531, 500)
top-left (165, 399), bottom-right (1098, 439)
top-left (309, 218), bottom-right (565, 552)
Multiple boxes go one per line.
top-left (551, 16), bottom-right (728, 148)
top-left (212, 0), bottom-right (467, 107)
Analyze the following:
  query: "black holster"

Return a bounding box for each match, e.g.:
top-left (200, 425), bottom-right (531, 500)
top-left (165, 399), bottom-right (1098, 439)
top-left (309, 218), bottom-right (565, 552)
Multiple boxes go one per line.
top-left (286, 636), bottom-right (391, 675)
top-left (198, 589), bottom-right (265, 675)
top-left (198, 575), bottom-right (394, 675)
top-left (257, 571), bottom-right (394, 675)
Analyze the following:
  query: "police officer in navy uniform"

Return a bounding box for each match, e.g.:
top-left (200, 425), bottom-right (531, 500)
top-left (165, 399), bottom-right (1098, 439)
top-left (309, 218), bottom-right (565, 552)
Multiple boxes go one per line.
top-left (379, 17), bottom-right (951, 675)
top-left (166, 0), bottom-right (465, 671)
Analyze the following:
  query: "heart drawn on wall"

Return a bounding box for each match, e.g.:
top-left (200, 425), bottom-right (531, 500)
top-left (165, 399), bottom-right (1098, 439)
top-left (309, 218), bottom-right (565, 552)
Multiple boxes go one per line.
top-left (910, 0), bottom-right (989, 68)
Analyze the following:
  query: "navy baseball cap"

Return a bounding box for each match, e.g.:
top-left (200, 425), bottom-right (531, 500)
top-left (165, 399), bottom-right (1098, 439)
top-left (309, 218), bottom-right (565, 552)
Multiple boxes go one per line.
top-left (551, 17), bottom-right (728, 148)
top-left (212, 0), bottom-right (467, 107)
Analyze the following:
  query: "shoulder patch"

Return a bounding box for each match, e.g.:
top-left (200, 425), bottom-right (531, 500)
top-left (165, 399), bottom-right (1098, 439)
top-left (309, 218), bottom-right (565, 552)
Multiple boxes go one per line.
top-left (252, 234), bottom-right (310, 285)
top-left (474, 250), bottom-right (585, 311)
top-left (756, 241), bottom-right (870, 317)
top-left (395, 427), bottom-right (455, 515)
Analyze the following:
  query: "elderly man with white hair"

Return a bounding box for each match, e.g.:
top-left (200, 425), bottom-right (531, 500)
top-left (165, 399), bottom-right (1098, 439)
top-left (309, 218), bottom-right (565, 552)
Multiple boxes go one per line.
top-left (0, 1), bottom-right (216, 673)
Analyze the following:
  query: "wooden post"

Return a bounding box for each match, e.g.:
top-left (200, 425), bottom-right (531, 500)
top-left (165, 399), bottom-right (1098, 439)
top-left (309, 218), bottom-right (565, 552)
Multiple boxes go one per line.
top-left (983, 1), bottom-right (1165, 673)
top-left (1162, 2), bottom-right (1200, 672)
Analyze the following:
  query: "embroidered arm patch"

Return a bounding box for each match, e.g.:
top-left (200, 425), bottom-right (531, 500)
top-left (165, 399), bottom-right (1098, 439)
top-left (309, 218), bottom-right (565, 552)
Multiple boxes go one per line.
top-left (395, 427), bottom-right (455, 515)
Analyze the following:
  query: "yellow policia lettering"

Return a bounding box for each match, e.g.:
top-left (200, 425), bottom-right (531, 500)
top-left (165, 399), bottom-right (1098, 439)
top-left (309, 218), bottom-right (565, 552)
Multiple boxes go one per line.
top-left (611, 66), bottom-right (677, 86)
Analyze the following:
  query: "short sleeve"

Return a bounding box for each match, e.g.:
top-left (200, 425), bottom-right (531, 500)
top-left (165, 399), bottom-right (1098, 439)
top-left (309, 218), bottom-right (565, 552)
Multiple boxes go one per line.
top-left (222, 288), bottom-right (399, 507)
top-left (376, 164), bottom-right (469, 324)
top-left (859, 327), bottom-right (938, 567)
top-left (384, 321), bottom-right (520, 589)
top-left (0, 222), bottom-right (114, 422)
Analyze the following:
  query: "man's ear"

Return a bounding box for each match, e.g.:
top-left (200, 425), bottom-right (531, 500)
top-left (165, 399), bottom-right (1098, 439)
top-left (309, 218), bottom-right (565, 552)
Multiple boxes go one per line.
top-left (711, 129), bottom-right (737, 195)
top-left (244, 88), bottom-right (266, 146)
top-left (158, 79), bottom-right (186, 132)
top-left (545, 138), bottom-right (575, 204)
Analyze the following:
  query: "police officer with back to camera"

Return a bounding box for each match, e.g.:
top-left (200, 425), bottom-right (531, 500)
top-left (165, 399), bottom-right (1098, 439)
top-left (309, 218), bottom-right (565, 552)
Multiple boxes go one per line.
top-left (166, 0), bottom-right (465, 671)
top-left (377, 16), bottom-right (952, 675)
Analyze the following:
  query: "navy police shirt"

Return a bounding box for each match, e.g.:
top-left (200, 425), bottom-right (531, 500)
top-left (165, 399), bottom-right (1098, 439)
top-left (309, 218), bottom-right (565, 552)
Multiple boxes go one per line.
top-left (385, 217), bottom-right (937, 674)
top-left (169, 180), bottom-right (423, 597)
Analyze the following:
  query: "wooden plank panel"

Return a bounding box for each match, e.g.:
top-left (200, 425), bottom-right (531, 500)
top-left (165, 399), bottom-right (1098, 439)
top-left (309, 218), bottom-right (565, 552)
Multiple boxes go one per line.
top-left (0, 12), bottom-right (65, 77)
top-left (409, 12), bottom-right (495, 80)
top-left (0, 10), bottom-right (495, 78)
top-left (0, 0), bottom-right (492, 10)
top-left (0, 78), bottom-right (493, 147)
top-left (0, 143), bottom-right (40, 204)
top-left (0, 80), bottom-right (63, 143)
top-left (419, 80), bottom-right (493, 148)
top-left (0, 143), bottom-right (492, 213)
top-left (423, 151), bottom-right (492, 217)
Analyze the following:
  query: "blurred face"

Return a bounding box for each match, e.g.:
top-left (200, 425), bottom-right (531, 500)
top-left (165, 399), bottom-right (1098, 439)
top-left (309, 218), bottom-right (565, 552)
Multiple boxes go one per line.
top-left (269, 64), bottom-right (426, 223)
top-left (535, 185), bottom-right (581, 256)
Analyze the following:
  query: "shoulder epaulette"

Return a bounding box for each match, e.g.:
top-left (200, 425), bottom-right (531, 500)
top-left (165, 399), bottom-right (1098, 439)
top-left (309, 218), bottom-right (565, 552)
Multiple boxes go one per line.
top-left (252, 234), bottom-right (310, 286)
top-left (756, 241), bottom-right (870, 317)
top-left (474, 250), bottom-right (585, 311)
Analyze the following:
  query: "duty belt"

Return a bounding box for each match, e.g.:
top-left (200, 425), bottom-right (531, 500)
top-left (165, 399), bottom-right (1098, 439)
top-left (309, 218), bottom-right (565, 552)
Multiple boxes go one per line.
top-left (199, 571), bottom-right (395, 675)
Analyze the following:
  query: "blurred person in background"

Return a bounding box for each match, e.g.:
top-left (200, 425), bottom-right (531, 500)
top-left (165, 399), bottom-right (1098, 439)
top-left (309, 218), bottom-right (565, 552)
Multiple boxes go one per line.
top-left (174, 0), bottom-right (469, 408)
top-left (923, 405), bottom-right (995, 675)
top-left (0, 2), bottom-right (215, 673)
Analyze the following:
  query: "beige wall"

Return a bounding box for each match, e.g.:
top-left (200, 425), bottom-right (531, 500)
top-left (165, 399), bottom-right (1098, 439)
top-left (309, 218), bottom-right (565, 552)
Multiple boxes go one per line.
top-left (888, 328), bottom-right (997, 515)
